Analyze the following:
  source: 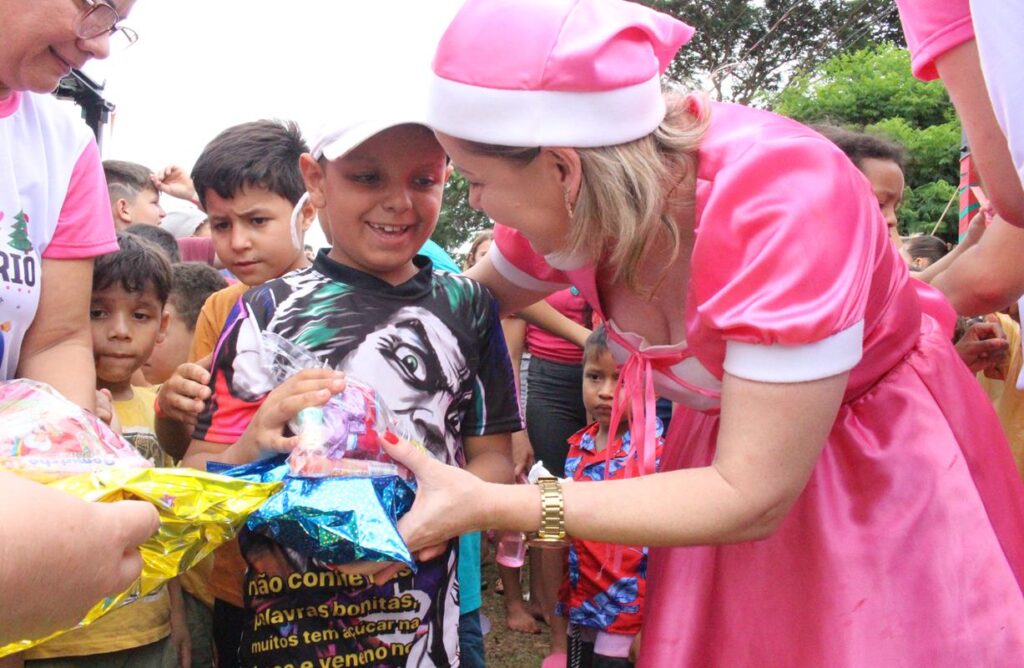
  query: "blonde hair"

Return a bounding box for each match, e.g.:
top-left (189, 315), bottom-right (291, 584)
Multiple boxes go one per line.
top-left (465, 88), bottom-right (709, 293)
top-left (463, 229), bottom-right (494, 271)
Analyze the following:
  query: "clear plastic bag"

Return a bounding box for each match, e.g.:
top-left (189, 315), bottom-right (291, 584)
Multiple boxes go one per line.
top-left (260, 332), bottom-right (415, 478)
top-left (0, 379), bottom-right (151, 482)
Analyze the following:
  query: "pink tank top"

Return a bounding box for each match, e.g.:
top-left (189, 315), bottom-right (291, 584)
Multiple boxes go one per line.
top-left (525, 287), bottom-right (589, 364)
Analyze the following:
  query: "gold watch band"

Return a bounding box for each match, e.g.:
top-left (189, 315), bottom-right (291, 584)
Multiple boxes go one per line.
top-left (534, 476), bottom-right (566, 542)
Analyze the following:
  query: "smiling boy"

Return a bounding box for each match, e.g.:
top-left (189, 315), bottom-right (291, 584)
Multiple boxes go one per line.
top-left (183, 105), bottom-right (521, 666)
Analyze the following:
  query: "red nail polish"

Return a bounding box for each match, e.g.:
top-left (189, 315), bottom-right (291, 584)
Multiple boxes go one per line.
top-left (383, 431), bottom-right (399, 444)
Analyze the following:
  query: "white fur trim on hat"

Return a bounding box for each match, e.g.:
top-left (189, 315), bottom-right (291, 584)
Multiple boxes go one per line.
top-left (427, 73), bottom-right (666, 148)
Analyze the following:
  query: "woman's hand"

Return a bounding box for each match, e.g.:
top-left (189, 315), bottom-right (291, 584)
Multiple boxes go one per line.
top-left (0, 473), bottom-right (159, 644)
top-left (381, 433), bottom-right (487, 557)
top-left (961, 210), bottom-right (989, 249)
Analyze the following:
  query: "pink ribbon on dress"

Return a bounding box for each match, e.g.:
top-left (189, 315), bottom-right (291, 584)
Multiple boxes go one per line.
top-left (603, 325), bottom-right (721, 479)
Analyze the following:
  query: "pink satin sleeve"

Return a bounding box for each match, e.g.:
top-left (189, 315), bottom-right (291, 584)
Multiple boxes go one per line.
top-left (894, 0), bottom-right (974, 81)
top-left (43, 140), bottom-right (118, 260)
top-left (490, 224), bottom-right (572, 291)
top-left (691, 135), bottom-right (878, 353)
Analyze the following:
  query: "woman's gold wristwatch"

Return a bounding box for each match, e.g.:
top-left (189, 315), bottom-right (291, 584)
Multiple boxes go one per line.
top-left (530, 476), bottom-right (566, 543)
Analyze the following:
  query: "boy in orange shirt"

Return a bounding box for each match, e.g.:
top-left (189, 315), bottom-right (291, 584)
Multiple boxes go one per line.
top-left (154, 120), bottom-right (315, 667)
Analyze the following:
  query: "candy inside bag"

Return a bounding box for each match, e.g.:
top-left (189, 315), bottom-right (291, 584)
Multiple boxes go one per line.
top-left (260, 332), bottom-right (415, 478)
top-left (0, 379), bottom-right (151, 482)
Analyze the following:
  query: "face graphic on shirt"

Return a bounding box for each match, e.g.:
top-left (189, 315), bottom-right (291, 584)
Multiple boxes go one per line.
top-left (342, 306), bottom-right (468, 463)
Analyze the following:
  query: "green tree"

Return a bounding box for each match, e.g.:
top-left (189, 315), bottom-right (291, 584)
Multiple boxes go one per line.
top-left (773, 44), bottom-right (961, 241)
top-left (647, 0), bottom-right (903, 104)
top-left (774, 45), bottom-right (953, 128)
top-left (432, 172), bottom-right (491, 258)
top-left (8, 210), bottom-right (33, 253)
top-left (899, 180), bottom-right (959, 240)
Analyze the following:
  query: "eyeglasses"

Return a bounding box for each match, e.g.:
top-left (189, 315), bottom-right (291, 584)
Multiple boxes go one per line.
top-left (74, 0), bottom-right (138, 50)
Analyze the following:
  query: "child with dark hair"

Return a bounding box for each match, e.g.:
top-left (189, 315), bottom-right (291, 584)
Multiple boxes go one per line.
top-left (186, 118), bottom-right (316, 359)
top-left (124, 222), bottom-right (183, 264)
top-left (141, 262), bottom-right (226, 668)
top-left (144, 262), bottom-right (227, 386)
top-left (904, 234), bottom-right (950, 271)
top-left (815, 125), bottom-right (908, 246)
top-left (104, 159), bottom-right (166, 230)
top-left (154, 119), bottom-right (317, 666)
top-left (183, 100), bottom-right (520, 667)
top-left (26, 232), bottom-right (185, 666)
top-left (557, 325), bottom-right (663, 668)
top-left (815, 124), bottom-right (908, 171)
top-left (190, 119), bottom-right (309, 212)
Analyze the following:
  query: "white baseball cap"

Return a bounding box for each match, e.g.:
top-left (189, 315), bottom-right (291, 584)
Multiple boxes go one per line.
top-left (309, 88), bottom-right (432, 161)
top-left (160, 207), bottom-right (206, 239)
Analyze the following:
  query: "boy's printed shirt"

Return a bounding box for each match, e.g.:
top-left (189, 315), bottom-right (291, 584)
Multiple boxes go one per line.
top-left (558, 420), bottom-right (664, 637)
top-left (194, 254), bottom-right (521, 667)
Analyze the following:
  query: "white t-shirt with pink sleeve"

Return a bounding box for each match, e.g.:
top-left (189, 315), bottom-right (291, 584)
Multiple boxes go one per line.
top-left (0, 91), bottom-right (118, 380)
top-left (896, 0), bottom-right (1024, 191)
top-left (971, 0), bottom-right (1024, 191)
top-left (894, 0), bottom-right (974, 81)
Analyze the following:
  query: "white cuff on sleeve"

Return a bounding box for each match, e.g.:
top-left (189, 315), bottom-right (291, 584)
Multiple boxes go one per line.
top-left (723, 320), bottom-right (864, 383)
top-left (488, 244), bottom-right (570, 293)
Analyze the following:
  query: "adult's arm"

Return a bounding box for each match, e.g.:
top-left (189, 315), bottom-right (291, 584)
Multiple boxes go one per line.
top-left (936, 40), bottom-right (1024, 227)
top-left (932, 218), bottom-right (1024, 314)
top-left (16, 258), bottom-right (97, 411)
top-left (465, 255), bottom-right (554, 317)
top-left (517, 300), bottom-right (591, 349)
top-left (0, 472), bottom-right (159, 644)
top-left (912, 36), bottom-right (1024, 312)
top-left (387, 370), bottom-right (847, 551)
top-left (970, 1), bottom-right (1024, 196)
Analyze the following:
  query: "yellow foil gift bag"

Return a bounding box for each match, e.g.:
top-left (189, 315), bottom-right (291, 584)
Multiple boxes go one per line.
top-left (0, 467), bottom-right (281, 657)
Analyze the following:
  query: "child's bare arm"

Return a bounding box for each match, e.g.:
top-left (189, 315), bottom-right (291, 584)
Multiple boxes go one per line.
top-left (167, 579), bottom-right (191, 668)
top-left (152, 165), bottom-right (199, 206)
top-left (156, 358), bottom-right (212, 460)
top-left (463, 433), bottom-right (515, 485)
top-left (157, 358), bottom-right (212, 426)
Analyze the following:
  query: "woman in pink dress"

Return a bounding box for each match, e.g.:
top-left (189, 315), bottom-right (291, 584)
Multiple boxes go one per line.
top-left (379, 0), bottom-right (1024, 664)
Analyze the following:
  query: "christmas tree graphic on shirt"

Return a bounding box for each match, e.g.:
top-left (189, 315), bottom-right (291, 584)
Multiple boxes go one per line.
top-left (6, 210), bottom-right (34, 252)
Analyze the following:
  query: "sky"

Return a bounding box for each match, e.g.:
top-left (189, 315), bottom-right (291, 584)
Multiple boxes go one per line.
top-left (73, 0), bottom-right (465, 248)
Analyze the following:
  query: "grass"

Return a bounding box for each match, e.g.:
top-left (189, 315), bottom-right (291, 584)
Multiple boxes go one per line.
top-left (479, 559), bottom-right (551, 668)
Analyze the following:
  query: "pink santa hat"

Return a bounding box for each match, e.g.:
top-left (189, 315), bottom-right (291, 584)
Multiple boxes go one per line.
top-left (427, 0), bottom-right (695, 148)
